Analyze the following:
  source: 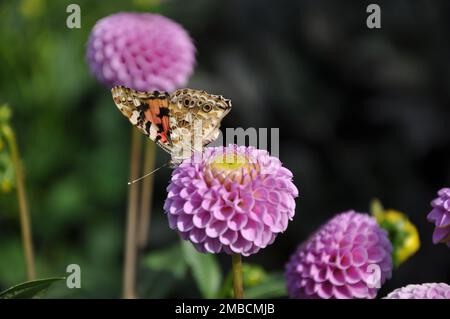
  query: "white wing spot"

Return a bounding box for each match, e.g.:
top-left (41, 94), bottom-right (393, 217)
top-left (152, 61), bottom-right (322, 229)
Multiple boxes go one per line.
top-left (130, 111), bottom-right (140, 125)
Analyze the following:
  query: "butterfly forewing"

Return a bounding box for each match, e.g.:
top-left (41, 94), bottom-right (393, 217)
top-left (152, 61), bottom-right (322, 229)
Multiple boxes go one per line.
top-left (112, 86), bottom-right (173, 153)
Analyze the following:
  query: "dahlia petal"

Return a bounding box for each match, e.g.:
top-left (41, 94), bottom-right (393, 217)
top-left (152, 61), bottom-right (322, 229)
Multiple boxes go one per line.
top-left (192, 209), bottom-right (211, 228)
top-left (432, 227), bottom-right (450, 244)
top-left (316, 281), bottom-right (333, 299)
top-left (329, 269), bottom-right (346, 286)
top-left (333, 285), bottom-right (352, 299)
top-left (228, 213), bottom-right (248, 231)
top-left (337, 252), bottom-right (352, 269)
top-left (179, 188), bottom-right (191, 199)
top-left (349, 281), bottom-right (370, 299)
top-left (427, 208), bottom-right (442, 223)
top-left (260, 227), bottom-right (274, 247)
top-left (253, 187), bottom-right (268, 201)
top-left (230, 235), bottom-right (252, 254)
top-left (236, 195), bottom-right (255, 214)
top-left (437, 213), bottom-right (450, 227)
top-left (344, 266), bottom-right (361, 284)
top-left (189, 228), bottom-right (206, 244)
top-left (167, 214), bottom-right (178, 230)
top-left (204, 239), bottom-right (222, 254)
top-left (367, 245), bottom-right (385, 263)
top-left (241, 219), bottom-right (260, 241)
top-left (201, 198), bottom-right (215, 210)
top-left (268, 191), bottom-right (281, 205)
top-left (219, 229), bottom-right (238, 245)
top-left (438, 188), bottom-right (450, 197)
top-left (351, 247), bottom-right (368, 267)
top-left (211, 205), bottom-right (234, 221)
top-left (183, 200), bottom-right (197, 214)
top-left (316, 266), bottom-right (328, 282)
top-left (366, 231), bottom-right (379, 245)
top-left (276, 167), bottom-right (293, 179)
top-left (205, 220), bottom-right (227, 238)
top-left (176, 214), bottom-right (193, 232)
top-left (353, 233), bottom-right (367, 245)
top-left (443, 199), bottom-right (450, 210)
top-left (304, 279), bottom-right (316, 296)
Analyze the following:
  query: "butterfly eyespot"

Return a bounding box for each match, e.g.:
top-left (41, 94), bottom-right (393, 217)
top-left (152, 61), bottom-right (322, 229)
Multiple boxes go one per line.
top-left (183, 98), bottom-right (190, 107)
top-left (202, 104), bottom-right (212, 113)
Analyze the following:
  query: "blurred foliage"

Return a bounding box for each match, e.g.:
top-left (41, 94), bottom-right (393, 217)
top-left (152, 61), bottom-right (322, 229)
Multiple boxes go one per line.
top-left (371, 199), bottom-right (420, 268)
top-left (0, 277), bottom-right (64, 299)
top-left (0, 105), bottom-right (15, 193)
top-left (220, 263), bottom-right (286, 299)
top-left (0, 0), bottom-right (162, 298)
top-left (143, 241), bottom-right (222, 298)
top-left (144, 241), bottom-right (286, 299)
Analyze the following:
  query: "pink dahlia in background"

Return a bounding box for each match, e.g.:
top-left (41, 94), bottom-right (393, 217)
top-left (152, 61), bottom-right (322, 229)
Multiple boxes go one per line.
top-left (87, 12), bottom-right (195, 91)
top-left (285, 211), bottom-right (393, 299)
top-left (163, 145), bottom-right (299, 256)
top-left (427, 188), bottom-right (450, 247)
top-left (384, 283), bottom-right (450, 299)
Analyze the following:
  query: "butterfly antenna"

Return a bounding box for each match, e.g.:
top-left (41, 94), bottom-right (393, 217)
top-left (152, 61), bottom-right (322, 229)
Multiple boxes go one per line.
top-left (128, 162), bottom-right (169, 185)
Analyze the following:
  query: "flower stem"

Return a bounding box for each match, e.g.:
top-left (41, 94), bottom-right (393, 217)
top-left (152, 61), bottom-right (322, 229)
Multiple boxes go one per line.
top-left (137, 141), bottom-right (156, 249)
top-left (123, 128), bottom-right (142, 299)
top-left (2, 125), bottom-right (36, 280)
top-left (231, 253), bottom-right (244, 299)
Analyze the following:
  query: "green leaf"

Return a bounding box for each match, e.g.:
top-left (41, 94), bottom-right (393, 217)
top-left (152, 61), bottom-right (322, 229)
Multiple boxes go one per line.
top-left (181, 241), bottom-right (222, 299)
top-left (143, 243), bottom-right (187, 279)
top-left (244, 273), bottom-right (287, 299)
top-left (0, 277), bottom-right (65, 299)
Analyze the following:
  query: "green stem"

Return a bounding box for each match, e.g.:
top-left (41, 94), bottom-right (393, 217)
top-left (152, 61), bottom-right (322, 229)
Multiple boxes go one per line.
top-left (232, 254), bottom-right (244, 299)
top-left (2, 125), bottom-right (36, 280)
top-left (137, 141), bottom-right (156, 249)
top-left (123, 128), bottom-right (142, 299)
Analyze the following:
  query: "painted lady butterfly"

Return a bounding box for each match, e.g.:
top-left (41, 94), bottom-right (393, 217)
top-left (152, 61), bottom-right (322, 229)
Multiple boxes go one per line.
top-left (112, 86), bottom-right (232, 166)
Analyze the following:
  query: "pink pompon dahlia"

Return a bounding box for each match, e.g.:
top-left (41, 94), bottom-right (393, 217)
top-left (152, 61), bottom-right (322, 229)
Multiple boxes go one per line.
top-left (384, 283), bottom-right (450, 299)
top-left (427, 188), bottom-right (450, 247)
top-left (285, 211), bottom-right (393, 299)
top-left (87, 12), bottom-right (195, 91)
top-left (163, 145), bottom-right (299, 256)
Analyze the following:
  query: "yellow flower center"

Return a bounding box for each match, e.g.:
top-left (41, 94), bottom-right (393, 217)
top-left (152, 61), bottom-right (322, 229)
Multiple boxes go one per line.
top-left (207, 152), bottom-right (259, 185)
top-left (210, 153), bottom-right (250, 171)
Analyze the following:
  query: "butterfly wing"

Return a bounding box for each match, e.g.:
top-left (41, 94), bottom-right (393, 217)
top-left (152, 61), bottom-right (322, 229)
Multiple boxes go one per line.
top-left (168, 89), bottom-right (232, 163)
top-left (111, 86), bottom-right (173, 153)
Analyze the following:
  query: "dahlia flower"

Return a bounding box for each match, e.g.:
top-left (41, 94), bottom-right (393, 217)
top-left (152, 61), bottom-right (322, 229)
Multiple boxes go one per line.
top-left (163, 145), bottom-right (299, 256)
top-left (285, 211), bottom-right (393, 299)
top-left (427, 188), bottom-right (450, 247)
top-left (384, 283), bottom-right (450, 299)
top-left (87, 12), bottom-right (195, 91)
